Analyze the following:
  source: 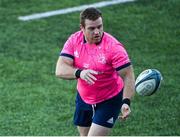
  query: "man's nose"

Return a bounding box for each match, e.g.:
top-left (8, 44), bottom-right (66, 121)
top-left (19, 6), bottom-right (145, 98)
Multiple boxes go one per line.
top-left (94, 28), bottom-right (100, 34)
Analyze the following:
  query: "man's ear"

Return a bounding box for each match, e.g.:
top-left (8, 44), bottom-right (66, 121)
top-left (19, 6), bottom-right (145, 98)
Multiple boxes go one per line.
top-left (80, 24), bottom-right (84, 30)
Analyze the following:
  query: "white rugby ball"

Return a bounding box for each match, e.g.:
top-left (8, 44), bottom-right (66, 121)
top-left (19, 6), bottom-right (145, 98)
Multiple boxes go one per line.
top-left (135, 69), bottom-right (163, 96)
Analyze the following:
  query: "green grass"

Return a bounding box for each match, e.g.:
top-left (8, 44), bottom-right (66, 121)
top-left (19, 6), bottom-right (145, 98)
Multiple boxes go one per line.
top-left (0, 0), bottom-right (179, 135)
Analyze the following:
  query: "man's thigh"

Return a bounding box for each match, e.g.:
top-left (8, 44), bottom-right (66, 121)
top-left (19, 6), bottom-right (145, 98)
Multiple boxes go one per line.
top-left (77, 126), bottom-right (90, 136)
top-left (88, 123), bottom-right (111, 136)
top-left (92, 91), bottom-right (123, 128)
top-left (74, 92), bottom-right (93, 127)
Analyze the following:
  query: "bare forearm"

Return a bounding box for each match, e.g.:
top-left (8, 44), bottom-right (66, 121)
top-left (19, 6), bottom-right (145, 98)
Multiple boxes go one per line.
top-left (55, 57), bottom-right (76, 80)
top-left (123, 72), bottom-right (135, 99)
top-left (118, 65), bottom-right (135, 100)
top-left (56, 64), bottom-right (76, 79)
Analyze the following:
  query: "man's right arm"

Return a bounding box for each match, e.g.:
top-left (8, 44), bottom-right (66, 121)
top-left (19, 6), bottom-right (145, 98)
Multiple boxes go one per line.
top-left (55, 56), bottom-right (98, 83)
top-left (55, 56), bottom-right (77, 79)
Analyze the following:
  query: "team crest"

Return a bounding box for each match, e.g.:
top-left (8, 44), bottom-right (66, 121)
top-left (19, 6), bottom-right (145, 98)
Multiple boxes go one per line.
top-left (97, 54), bottom-right (106, 64)
top-left (83, 63), bottom-right (89, 68)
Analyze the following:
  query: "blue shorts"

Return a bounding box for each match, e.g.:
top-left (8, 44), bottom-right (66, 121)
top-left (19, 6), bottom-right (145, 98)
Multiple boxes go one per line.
top-left (73, 90), bottom-right (123, 128)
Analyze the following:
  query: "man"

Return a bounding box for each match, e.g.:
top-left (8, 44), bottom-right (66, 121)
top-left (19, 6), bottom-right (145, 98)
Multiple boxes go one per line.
top-left (56, 7), bottom-right (135, 136)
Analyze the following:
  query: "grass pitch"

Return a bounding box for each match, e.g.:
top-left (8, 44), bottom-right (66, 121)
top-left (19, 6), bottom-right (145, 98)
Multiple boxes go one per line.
top-left (0, 0), bottom-right (179, 135)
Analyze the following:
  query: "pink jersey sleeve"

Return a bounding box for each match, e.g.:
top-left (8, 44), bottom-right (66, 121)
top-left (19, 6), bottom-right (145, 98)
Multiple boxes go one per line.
top-left (111, 43), bottom-right (131, 71)
top-left (60, 34), bottom-right (74, 59)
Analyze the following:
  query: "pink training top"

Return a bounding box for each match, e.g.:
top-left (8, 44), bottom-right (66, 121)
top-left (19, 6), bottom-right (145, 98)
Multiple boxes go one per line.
top-left (60, 31), bottom-right (131, 104)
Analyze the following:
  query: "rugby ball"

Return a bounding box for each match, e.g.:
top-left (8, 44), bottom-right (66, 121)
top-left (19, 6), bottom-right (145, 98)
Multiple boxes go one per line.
top-left (135, 69), bottom-right (163, 96)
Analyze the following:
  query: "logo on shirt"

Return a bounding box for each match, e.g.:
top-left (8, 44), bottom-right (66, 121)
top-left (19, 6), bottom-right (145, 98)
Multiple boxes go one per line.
top-left (97, 54), bottom-right (106, 64)
top-left (107, 117), bottom-right (114, 124)
top-left (83, 63), bottom-right (89, 68)
top-left (74, 50), bottom-right (79, 58)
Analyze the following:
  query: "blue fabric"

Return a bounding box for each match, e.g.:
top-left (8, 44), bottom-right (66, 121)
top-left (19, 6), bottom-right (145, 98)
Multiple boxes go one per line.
top-left (73, 90), bottom-right (123, 128)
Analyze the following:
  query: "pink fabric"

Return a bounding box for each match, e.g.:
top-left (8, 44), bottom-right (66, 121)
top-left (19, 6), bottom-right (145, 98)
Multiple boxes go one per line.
top-left (61, 31), bottom-right (130, 104)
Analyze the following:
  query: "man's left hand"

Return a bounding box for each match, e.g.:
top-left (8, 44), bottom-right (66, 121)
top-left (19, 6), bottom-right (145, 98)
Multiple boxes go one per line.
top-left (118, 104), bottom-right (131, 120)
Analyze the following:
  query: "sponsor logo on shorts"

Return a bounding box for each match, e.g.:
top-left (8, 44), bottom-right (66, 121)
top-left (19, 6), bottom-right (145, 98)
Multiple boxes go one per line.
top-left (107, 117), bottom-right (114, 124)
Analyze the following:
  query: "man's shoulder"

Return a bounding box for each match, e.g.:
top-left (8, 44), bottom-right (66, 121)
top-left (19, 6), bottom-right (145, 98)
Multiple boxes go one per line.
top-left (103, 32), bottom-right (121, 45)
top-left (70, 31), bottom-right (83, 38)
top-left (102, 32), bottom-right (126, 53)
top-left (68, 31), bottom-right (83, 43)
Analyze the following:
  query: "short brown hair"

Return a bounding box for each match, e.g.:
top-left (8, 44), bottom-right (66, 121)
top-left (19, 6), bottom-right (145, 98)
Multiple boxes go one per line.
top-left (80, 7), bottom-right (102, 27)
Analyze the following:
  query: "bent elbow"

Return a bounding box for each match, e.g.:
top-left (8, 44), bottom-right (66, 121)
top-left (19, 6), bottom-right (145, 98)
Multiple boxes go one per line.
top-left (55, 69), bottom-right (63, 78)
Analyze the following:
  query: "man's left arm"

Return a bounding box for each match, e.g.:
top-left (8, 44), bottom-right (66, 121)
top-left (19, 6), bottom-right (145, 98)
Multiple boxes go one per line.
top-left (118, 65), bottom-right (135, 120)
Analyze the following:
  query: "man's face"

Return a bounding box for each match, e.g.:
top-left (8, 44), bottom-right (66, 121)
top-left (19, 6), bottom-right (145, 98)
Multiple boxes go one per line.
top-left (81, 17), bottom-right (103, 44)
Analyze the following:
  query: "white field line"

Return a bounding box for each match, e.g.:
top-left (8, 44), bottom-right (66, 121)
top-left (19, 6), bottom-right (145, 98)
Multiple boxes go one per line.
top-left (18, 0), bottom-right (135, 21)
